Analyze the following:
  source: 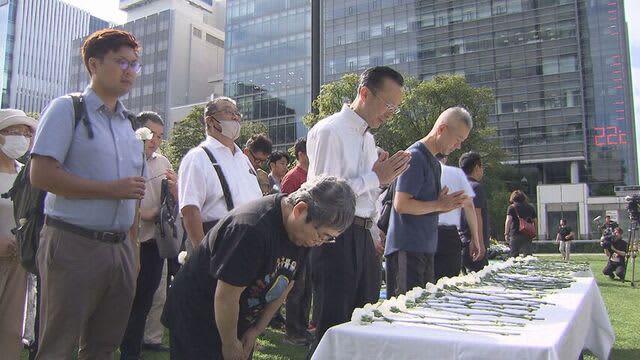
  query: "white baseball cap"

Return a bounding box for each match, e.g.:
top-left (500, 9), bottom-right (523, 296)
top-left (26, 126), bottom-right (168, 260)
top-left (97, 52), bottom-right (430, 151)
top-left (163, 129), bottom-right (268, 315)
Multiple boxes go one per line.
top-left (0, 109), bottom-right (38, 131)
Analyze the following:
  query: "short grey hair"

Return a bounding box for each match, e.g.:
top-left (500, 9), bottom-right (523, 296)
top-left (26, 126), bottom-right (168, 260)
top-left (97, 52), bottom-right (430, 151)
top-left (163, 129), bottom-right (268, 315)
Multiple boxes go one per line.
top-left (202, 96), bottom-right (237, 129)
top-left (286, 176), bottom-right (356, 233)
top-left (442, 106), bottom-right (473, 129)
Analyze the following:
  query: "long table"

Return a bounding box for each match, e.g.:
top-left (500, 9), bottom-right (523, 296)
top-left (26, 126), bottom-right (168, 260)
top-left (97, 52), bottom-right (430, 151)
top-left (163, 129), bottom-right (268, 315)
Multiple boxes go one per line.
top-left (311, 273), bottom-right (614, 360)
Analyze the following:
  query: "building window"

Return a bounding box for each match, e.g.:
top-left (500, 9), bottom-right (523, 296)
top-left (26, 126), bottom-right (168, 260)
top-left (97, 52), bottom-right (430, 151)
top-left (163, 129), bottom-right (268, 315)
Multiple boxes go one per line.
top-left (193, 27), bottom-right (202, 38)
top-left (206, 33), bottom-right (224, 47)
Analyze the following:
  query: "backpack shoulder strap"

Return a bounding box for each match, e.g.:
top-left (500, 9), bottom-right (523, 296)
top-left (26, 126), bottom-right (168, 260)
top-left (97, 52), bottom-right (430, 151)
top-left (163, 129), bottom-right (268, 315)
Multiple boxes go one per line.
top-left (69, 93), bottom-right (93, 139)
top-left (200, 146), bottom-right (234, 211)
top-left (123, 110), bottom-right (139, 131)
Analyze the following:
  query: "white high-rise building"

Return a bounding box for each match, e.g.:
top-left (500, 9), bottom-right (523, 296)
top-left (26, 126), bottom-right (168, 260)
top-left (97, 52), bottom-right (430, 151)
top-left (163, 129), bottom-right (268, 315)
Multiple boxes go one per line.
top-left (0, 0), bottom-right (109, 111)
top-left (68, 0), bottom-right (226, 131)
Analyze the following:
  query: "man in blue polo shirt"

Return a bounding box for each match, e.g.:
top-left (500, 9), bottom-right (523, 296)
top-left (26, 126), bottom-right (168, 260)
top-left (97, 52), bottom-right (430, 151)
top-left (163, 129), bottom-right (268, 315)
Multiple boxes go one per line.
top-left (385, 107), bottom-right (479, 297)
top-left (30, 29), bottom-right (144, 359)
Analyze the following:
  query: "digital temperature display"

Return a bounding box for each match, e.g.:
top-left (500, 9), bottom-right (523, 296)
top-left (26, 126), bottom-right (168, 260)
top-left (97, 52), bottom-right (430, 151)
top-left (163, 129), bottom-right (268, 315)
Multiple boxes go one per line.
top-left (593, 126), bottom-right (627, 147)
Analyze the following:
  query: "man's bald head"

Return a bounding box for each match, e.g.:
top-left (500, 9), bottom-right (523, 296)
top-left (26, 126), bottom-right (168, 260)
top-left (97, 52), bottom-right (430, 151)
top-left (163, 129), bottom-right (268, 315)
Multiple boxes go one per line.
top-left (431, 107), bottom-right (473, 155)
top-left (435, 106), bottom-right (473, 130)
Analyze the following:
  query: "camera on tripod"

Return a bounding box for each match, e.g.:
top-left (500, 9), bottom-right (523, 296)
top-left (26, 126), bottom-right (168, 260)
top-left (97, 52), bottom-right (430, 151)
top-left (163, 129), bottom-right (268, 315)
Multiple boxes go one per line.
top-left (625, 195), bottom-right (640, 222)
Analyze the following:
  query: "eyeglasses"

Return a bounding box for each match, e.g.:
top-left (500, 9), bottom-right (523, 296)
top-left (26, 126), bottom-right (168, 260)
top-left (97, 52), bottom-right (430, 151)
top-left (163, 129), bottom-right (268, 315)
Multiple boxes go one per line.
top-left (314, 226), bottom-right (336, 244)
top-left (112, 57), bottom-right (142, 74)
top-left (215, 109), bottom-right (243, 119)
top-left (371, 92), bottom-right (400, 114)
top-left (249, 150), bottom-right (268, 165)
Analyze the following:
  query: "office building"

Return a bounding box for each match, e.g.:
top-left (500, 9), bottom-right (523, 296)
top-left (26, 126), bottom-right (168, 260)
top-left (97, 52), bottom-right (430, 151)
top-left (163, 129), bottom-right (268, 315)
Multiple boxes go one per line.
top-left (223, 0), bottom-right (311, 148)
top-left (320, 0), bottom-right (636, 237)
top-left (0, 0), bottom-right (108, 111)
top-left (68, 0), bottom-right (226, 130)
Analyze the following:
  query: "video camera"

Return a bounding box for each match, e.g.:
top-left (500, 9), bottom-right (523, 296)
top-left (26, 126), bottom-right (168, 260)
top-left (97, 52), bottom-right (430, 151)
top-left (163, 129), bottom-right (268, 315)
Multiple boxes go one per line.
top-left (625, 195), bottom-right (640, 222)
top-left (600, 234), bottom-right (614, 252)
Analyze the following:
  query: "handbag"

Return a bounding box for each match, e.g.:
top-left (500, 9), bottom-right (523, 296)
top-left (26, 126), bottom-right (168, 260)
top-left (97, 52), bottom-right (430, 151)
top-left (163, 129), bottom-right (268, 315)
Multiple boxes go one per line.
top-left (156, 178), bottom-right (181, 259)
top-left (513, 205), bottom-right (536, 239)
top-left (376, 181), bottom-right (396, 233)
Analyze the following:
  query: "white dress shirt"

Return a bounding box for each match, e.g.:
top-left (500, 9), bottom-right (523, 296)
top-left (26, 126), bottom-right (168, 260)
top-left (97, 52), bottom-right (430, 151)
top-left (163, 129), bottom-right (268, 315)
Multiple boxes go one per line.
top-left (307, 104), bottom-right (381, 219)
top-left (178, 136), bottom-right (262, 222)
top-left (438, 164), bottom-right (475, 228)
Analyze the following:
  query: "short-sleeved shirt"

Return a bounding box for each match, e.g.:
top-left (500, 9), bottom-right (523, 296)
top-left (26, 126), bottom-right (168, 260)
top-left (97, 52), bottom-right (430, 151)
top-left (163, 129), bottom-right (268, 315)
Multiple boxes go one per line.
top-left (178, 136), bottom-right (262, 222)
top-left (437, 164), bottom-right (474, 228)
top-left (31, 86), bottom-right (143, 232)
top-left (162, 194), bottom-right (307, 336)
top-left (557, 226), bottom-right (573, 241)
top-left (385, 141), bottom-right (441, 256)
top-left (460, 177), bottom-right (489, 246)
top-left (280, 165), bottom-right (307, 194)
top-left (507, 202), bottom-right (537, 236)
top-left (139, 152), bottom-right (172, 242)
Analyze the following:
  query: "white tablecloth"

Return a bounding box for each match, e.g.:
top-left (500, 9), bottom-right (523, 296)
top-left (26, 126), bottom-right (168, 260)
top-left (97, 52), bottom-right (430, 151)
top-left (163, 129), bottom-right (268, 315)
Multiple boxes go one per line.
top-left (312, 276), bottom-right (614, 360)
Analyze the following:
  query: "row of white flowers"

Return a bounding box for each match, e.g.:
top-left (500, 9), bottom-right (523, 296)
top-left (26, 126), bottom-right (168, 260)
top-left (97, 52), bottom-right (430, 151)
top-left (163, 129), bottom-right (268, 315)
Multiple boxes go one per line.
top-left (351, 256), bottom-right (539, 325)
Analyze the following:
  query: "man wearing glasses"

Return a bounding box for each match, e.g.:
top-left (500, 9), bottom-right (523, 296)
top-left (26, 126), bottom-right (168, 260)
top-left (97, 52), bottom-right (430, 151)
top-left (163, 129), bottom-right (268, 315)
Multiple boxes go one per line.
top-left (30, 29), bottom-right (145, 358)
top-left (178, 97), bottom-right (262, 250)
top-left (306, 66), bottom-right (412, 347)
top-left (243, 133), bottom-right (273, 195)
top-left (162, 176), bottom-right (355, 360)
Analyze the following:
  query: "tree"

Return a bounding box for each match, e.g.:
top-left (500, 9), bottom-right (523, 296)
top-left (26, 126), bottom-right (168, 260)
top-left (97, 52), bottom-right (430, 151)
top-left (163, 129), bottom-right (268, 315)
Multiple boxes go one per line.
top-left (303, 73), bottom-right (514, 240)
top-left (162, 106), bottom-right (268, 169)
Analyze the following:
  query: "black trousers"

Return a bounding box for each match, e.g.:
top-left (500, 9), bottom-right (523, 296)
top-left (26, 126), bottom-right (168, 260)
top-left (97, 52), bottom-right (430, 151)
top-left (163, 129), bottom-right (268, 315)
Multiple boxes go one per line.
top-left (603, 260), bottom-right (625, 280)
top-left (434, 226), bottom-right (462, 281)
top-left (120, 240), bottom-right (165, 360)
top-left (285, 256), bottom-right (312, 336)
top-left (385, 251), bottom-right (435, 299)
top-left (509, 234), bottom-right (533, 257)
top-left (310, 222), bottom-right (380, 344)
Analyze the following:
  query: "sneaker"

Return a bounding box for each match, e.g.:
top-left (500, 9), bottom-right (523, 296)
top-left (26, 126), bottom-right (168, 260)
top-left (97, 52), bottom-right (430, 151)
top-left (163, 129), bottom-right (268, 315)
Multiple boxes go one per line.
top-left (608, 273), bottom-right (615, 280)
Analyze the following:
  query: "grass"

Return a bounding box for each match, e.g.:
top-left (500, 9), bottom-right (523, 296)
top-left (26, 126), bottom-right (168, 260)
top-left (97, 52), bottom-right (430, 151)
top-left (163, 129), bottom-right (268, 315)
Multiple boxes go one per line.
top-left (21, 254), bottom-right (638, 360)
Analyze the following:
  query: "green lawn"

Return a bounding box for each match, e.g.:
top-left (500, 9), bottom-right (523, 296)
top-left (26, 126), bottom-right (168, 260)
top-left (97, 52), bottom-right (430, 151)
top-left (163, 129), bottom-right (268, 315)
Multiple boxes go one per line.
top-left (21, 254), bottom-right (638, 360)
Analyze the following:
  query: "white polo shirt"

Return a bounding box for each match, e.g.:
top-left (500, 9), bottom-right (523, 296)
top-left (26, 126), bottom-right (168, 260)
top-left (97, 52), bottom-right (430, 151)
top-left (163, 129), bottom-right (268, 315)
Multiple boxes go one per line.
top-left (178, 136), bottom-right (262, 222)
top-left (438, 164), bottom-right (475, 228)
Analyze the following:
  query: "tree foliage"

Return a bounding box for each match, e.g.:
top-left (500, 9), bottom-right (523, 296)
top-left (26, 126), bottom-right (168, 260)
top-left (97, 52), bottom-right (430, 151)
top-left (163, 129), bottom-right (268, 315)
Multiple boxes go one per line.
top-left (303, 73), bottom-right (514, 239)
top-left (162, 106), bottom-right (268, 169)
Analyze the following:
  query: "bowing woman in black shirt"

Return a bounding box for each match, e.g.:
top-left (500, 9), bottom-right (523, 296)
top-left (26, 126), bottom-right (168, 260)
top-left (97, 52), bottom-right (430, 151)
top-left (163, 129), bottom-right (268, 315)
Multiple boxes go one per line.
top-left (161, 176), bottom-right (356, 360)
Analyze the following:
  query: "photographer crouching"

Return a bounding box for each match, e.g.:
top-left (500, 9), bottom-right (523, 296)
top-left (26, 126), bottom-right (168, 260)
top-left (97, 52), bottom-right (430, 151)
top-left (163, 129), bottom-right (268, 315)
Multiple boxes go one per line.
top-left (602, 227), bottom-right (627, 281)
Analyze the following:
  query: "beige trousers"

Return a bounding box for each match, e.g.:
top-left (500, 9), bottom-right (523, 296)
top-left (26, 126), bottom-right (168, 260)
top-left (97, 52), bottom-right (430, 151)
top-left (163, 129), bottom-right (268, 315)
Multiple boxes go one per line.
top-left (34, 224), bottom-right (137, 360)
top-left (0, 257), bottom-right (27, 360)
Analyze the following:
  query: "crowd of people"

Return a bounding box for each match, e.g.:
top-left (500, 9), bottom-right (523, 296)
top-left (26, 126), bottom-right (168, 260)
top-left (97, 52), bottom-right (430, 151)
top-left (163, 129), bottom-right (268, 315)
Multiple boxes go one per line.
top-left (0, 27), bottom-right (598, 360)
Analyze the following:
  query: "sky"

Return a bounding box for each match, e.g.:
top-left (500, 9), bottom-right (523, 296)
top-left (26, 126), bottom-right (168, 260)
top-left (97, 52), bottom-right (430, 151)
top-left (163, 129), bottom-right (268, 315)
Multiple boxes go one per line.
top-left (62, 0), bottom-right (640, 169)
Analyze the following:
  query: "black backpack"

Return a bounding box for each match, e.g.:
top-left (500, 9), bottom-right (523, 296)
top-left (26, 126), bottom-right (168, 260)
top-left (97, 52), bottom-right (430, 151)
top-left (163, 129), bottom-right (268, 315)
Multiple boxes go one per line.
top-left (1, 94), bottom-right (138, 274)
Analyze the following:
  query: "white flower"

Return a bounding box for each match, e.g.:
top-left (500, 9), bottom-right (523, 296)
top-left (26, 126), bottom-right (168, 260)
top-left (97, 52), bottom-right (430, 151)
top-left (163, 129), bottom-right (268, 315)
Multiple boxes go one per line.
top-left (177, 251), bottom-right (188, 264)
top-left (135, 127), bottom-right (153, 141)
top-left (351, 307), bottom-right (375, 325)
top-left (404, 290), bottom-right (418, 302)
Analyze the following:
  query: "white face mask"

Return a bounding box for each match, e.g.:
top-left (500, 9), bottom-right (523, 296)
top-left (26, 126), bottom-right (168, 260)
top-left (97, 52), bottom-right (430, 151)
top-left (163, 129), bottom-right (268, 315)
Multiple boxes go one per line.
top-left (1, 135), bottom-right (30, 159)
top-left (215, 119), bottom-right (241, 141)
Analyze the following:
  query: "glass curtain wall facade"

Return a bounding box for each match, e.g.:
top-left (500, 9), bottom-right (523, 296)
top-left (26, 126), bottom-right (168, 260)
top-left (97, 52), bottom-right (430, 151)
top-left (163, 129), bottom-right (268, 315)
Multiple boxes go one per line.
top-left (224, 0), bottom-right (311, 148)
top-left (0, 0), bottom-right (17, 108)
top-left (0, 0), bottom-right (108, 112)
top-left (321, 0), bottom-right (636, 194)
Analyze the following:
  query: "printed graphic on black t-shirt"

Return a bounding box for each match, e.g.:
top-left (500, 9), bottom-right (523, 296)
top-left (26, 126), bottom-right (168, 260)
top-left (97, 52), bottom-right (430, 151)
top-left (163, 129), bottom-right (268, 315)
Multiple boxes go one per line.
top-left (241, 255), bottom-right (300, 325)
top-left (206, 194), bottom-right (308, 328)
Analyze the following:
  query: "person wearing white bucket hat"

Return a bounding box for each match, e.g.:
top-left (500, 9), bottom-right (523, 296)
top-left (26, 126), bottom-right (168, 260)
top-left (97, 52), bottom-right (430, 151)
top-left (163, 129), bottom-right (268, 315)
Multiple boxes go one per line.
top-left (0, 108), bottom-right (36, 360)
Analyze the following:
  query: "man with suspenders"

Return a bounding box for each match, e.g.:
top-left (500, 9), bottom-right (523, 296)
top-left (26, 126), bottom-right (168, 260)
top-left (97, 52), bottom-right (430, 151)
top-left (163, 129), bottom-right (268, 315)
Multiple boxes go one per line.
top-left (178, 97), bottom-right (262, 249)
